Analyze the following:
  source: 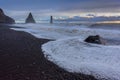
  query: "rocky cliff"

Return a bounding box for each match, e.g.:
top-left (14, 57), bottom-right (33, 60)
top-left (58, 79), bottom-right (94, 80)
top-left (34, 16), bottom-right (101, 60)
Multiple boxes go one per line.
top-left (0, 8), bottom-right (15, 24)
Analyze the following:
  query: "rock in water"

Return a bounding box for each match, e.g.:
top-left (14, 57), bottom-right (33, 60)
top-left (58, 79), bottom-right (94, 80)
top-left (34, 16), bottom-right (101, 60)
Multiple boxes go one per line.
top-left (25, 13), bottom-right (36, 23)
top-left (0, 8), bottom-right (15, 24)
top-left (84, 35), bottom-right (106, 45)
top-left (50, 16), bottom-right (53, 24)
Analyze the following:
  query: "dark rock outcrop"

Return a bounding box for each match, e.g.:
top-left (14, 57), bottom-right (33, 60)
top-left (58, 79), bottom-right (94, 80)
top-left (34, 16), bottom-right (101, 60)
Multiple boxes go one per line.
top-left (50, 16), bottom-right (53, 24)
top-left (25, 12), bottom-right (36, 23)
top-left (84, 35), bottom-right (106, 45)
top-left (0, 8), bottom-right (15, 24)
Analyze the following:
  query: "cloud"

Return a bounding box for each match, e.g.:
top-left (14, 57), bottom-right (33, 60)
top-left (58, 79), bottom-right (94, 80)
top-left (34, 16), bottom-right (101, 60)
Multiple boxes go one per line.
top-left (57, 0), bottom-right (120, 13)
top-left (57, 15), bottom-right (120, 22)
top-left (1, 0), bottom-right (120, 13)
top-left (1, 0), bottom-right (120, 20)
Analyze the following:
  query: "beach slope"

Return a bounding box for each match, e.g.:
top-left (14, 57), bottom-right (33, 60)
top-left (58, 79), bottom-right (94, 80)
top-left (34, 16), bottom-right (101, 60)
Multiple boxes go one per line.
top-left (0, 25), bottom-right (96, 80)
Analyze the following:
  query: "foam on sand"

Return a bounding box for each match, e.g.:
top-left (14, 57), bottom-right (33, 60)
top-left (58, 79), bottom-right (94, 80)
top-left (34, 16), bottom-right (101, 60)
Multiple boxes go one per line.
top-left (42, 38), bottom-right (120, 80)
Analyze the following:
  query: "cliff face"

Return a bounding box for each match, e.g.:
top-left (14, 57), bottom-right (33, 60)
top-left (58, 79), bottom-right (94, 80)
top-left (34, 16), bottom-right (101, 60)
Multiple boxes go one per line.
top-left (0, 9), bottom-right (6, 23)
top-left (0, 8), bottom-right (15, 24)
top-left (25, 13), bottom-right (36, 23)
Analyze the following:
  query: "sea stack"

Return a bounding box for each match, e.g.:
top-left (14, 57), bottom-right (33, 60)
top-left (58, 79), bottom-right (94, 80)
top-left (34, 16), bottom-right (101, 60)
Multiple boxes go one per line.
top-left (50, 16), bottom-right (53, 24)
top-left (0, 8), bottom-right (15, 24)
top-left (25, 12), bottom-right (36, 23)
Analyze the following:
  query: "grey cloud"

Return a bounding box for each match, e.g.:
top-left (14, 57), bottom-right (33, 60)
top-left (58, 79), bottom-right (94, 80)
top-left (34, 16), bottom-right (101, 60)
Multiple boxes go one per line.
top-left (57, 0), bottom-right (120, 13)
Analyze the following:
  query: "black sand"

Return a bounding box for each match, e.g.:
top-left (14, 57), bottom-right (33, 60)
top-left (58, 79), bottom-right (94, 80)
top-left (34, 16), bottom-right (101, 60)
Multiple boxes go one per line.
top-left (0, 25), bottom-right (97, 80)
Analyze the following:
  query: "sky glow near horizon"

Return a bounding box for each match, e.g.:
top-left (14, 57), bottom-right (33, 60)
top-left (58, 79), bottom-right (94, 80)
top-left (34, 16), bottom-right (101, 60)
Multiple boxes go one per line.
top-left (1, 0), bottom-right (120, 20)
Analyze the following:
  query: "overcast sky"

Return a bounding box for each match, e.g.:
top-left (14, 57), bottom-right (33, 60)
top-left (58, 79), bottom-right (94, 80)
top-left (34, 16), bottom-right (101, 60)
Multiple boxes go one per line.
top-left (1, 0), bottom-right (120, 20)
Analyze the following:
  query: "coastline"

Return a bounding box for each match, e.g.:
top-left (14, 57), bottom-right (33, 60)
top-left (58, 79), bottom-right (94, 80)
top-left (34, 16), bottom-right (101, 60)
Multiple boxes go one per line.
top-left (0, 24), bottom-right (97, 80)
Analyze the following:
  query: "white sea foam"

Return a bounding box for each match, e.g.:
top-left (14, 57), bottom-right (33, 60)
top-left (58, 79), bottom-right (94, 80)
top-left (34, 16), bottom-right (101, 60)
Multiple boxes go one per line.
top-left (42, 38), bottom-right (120, 80)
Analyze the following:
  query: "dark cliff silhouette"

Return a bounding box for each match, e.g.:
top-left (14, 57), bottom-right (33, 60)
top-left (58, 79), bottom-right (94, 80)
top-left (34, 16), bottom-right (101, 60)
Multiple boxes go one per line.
top-left (25, 12), bottom-right (36, 23)
top-left (0, 8), bottom-right (15, 24)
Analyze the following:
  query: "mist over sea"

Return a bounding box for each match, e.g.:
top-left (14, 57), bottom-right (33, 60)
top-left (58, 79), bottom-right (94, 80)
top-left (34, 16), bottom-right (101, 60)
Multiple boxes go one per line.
top-left (15, 20), bottom-right (120, 29)
top-left (13, 20), bottom-right (120, 45)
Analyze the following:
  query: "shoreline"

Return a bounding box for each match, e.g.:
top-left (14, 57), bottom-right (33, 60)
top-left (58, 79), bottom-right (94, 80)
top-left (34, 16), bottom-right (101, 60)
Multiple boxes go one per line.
top-left (0, 24), bottom-right (97, 80)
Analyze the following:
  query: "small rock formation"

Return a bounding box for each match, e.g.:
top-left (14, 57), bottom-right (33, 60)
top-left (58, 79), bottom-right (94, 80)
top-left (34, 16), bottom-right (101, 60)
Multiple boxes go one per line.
top-left (25, 12), bottom-right (36, 23)
top-left (50, 16), bottom-right (53, 24)
top-left (84, 35), bottom-right (106, 45)
top-left (0, 8), bottom-right (15, 24)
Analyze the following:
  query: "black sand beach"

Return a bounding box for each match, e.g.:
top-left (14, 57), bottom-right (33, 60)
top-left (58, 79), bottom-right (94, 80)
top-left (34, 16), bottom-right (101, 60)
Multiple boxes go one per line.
top-left (0, 25), bottom-right (97, 80)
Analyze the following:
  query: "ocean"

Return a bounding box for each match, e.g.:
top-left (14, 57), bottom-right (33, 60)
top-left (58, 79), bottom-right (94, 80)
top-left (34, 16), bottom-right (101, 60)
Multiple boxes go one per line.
top-left (12, 21), bottom-right (120, 45)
